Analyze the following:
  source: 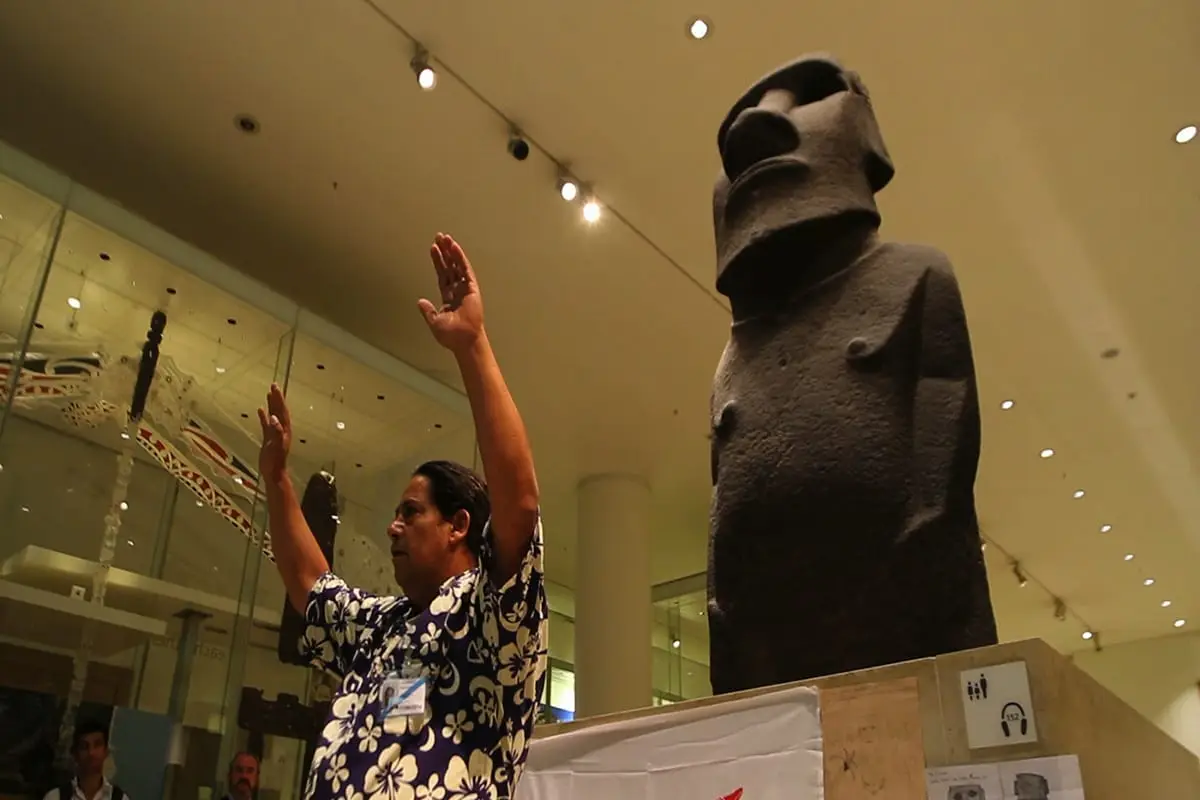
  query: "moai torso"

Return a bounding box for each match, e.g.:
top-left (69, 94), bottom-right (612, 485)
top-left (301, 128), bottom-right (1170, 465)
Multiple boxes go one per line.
top-left (707, 55), bottom-right (997, 694)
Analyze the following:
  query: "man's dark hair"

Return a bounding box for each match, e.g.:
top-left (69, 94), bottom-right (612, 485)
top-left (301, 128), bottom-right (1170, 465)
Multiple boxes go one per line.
top-left (413, 460), bottom-right (489, 555)
top-left (71, 719), bottom-right (108, 752)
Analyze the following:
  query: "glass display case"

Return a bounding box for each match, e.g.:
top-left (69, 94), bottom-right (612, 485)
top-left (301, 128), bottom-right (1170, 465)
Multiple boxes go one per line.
top-left (0, 142), bottom-right (474, 798)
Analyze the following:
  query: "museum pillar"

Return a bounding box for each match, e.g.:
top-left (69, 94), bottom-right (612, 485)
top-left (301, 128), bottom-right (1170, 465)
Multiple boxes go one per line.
top-left (574, 474), bottom-right (652, 718)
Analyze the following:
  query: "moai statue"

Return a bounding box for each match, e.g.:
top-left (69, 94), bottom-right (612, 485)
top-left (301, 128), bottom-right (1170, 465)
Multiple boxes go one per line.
top-left (277, 471), bottom-right (339, 665)
top-left (707, 54), bottom-right (997, 694)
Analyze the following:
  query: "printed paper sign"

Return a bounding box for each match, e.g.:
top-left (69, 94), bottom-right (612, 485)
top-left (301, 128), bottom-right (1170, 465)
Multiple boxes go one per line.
top-left (926, 763), bottom-right (1003, 800)
top-left (959, 660), bottom-right (1038, 749)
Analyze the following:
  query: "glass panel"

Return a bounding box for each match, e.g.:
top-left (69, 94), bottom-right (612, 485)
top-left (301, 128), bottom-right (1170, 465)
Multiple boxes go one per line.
top-left (0, 174), bottom-right (65, 442)
top-left (652, 589), bottom-right (710, 701)
top-left (0, 200), bottom-right (298, 795)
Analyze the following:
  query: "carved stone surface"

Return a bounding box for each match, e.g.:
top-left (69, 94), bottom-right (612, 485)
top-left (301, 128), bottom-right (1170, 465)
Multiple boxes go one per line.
top-left (707, 54), bottom-right (997, 694)
top-left (276, 471), bottom-right (339, 666)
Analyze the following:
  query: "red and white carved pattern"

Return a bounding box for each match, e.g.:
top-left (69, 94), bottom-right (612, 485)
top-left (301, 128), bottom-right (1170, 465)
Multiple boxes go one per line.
top-left (135, 421), bottom-right (275, 562)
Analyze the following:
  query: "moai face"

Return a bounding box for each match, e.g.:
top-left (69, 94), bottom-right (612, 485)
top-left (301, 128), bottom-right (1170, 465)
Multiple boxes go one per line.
top-left (712, 54), bottom-right (894, 298)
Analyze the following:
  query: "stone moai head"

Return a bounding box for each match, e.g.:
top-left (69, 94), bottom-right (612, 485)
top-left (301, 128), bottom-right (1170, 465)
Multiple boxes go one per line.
top-left (713, 54), bottom-right (894, 298)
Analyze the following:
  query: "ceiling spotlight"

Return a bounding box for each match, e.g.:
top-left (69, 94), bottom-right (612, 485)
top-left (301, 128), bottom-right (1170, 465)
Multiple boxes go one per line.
top-left (336, 421), bottom-right (346, 430)
top-left (215, 366), bottom-right (227, 374)
top-left (1144, 578), bottom-right (1155, 586)
top-left (1100, 524), bottom-right (1112, 533)
top-left (1039, 448), bottom-right (1054, 459)
top-left (120, 432), bottom-right (130, 440)
top-left (687, 17), bottom-right (711, 40)
top-left (1162, 600), bottom-right (1172, 608)
top-left (582, 198), bottom-right (602, 223)
top-left (1124, 553), bottom-right (1134, 561)
top-left (119, 501), bottom-right (129, 511)
top-left (196, 500), bottom-right (204, 507)
top-left (1175, 619), bottom-right (1186, 628)
top-left (1176, 125), bottom-right (1197, 144)
top-left (1072, 490), bottom-right (1085, 499)
top-left (671, 639), bottom-right (681, 649)
top-left (410, 48), bottom-right (436, 90)
top-left (1000, 399), bottom-right (1015, 410)
top-left (557, 176), bottom-right (579, 202)
top-left (1081, 630), bottom-right (1093, 640)
top-left (67, 297), bottom-right (82, 310)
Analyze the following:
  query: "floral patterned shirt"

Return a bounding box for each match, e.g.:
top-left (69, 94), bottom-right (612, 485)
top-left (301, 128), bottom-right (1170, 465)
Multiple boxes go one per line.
top-left (299, 518), bottom-right (548, 800)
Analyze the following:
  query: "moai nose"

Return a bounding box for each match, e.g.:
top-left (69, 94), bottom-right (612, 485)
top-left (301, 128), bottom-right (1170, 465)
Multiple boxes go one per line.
top-left (721, 108), bottom-right (800, 184)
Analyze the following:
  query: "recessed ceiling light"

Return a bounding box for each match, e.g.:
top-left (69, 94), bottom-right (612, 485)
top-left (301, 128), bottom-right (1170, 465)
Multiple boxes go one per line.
top-left (1100, 524), bottom-right (1112, 533)
top-left (215, 366), bottom-right (227, 374)
top-left (234, 477), bottom-right (244, 485)
top-left (1162, 600), bottom-right (1172, 608)
top-left (126, 539), bottom-right (134, 547)
top-left (99, 252), bottom-right (111, 262)
top-left (1072, 490), bottom-right (1085, 499)
top-left (196, 501), bottom-right (204, 507)
top-left (671, 639), bottom-right (681, 648)
top-left (1175, 125), bottom-right (1197, 144)
top-left (20, 506), bottom-right (30, 513)
top-left (1081, 630), bottom-right (1093, 640)
top-left (316, 364), bottom-right (325, 371)
top-left (1124, 553), bottom-right (1134, 561)
top-left (336, 421), bottom-right (346, 430)
top-left (1040, 448), bottom-right (1055, 458)
top-left (1000, 399), bottom-right (1014, 410)
top-left (119, 501), bottom-right (129, 511)
top-left (1174, 618), bottom-right (1186, 628)
top-left (67, 297), bottom-right (82, 310)
top-left (687, 17), bottom-right (711, 40)
top-left (120, 432), bottom-right (130, 440)
top-left (1144, 578), bottom-right (1155, 586)
top-left (234, 114), bottom-right (261, 134)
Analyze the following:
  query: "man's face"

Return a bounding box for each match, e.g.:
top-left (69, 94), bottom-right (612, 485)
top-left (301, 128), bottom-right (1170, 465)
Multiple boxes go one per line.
top-left (72, 732), bottom-right (107, 776)
top-left (387, 475), bottom-right (467, 591)
top-left (229, 754), bottom-right (259, 797)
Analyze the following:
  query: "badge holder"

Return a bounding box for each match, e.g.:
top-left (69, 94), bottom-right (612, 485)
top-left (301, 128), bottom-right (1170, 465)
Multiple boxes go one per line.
top-left (381, 658), bottom-right (429, 735)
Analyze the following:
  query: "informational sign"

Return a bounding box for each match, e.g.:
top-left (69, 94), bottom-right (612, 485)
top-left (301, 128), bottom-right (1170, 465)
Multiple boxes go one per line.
top-left (959, 660), bottom-right (1038, 749)
top-left (926, 755), bottom-right (1084, 799)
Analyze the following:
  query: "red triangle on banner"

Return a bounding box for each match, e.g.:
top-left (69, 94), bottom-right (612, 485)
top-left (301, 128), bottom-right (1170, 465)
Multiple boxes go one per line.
top-left (719, 790), bottom-right (744, 800)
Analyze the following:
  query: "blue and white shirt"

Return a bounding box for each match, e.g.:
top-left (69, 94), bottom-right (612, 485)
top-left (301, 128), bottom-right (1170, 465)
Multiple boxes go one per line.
top-left (299, 519), bottom-right (548, 800)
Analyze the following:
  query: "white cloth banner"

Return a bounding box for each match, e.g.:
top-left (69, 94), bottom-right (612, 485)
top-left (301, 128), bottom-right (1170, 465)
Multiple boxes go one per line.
top-left (518, 686), bottom-right (823, 800)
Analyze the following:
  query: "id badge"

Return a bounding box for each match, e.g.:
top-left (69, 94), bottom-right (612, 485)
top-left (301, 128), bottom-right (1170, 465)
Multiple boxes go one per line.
top-left (381, 659), bottom-right (427, 734)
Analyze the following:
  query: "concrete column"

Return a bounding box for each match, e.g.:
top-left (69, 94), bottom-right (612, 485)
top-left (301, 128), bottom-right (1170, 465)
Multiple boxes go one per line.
top-left (574, 474), bottom-right (652, 718)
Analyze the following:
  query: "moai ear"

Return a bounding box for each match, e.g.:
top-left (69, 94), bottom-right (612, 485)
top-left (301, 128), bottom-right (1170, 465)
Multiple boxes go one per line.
top-left (845, 71), bottom-right (895, 193)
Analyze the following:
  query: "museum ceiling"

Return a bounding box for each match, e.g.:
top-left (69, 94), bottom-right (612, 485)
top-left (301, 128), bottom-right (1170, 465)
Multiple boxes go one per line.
top-left (0, 0), bottom-right (1197, 656)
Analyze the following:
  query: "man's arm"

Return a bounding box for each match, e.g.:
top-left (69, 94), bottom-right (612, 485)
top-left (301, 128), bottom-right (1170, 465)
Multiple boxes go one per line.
top-left (258, 384), bottom-right (330, 612)
top-left (419, 234), bottom-right (539, 586)
top-left (455, 333), bottom-right (540, 584)
top-left (265, 474), bottom-right (330, 613)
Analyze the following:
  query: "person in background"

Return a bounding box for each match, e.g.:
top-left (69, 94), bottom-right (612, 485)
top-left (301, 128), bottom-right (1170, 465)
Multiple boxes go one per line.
top-left (43, 720), bottom-right (127, 800)
top-left (258, 233), bottom-right (548, 799)
top-left (222, 752), bottom-right (260, 800)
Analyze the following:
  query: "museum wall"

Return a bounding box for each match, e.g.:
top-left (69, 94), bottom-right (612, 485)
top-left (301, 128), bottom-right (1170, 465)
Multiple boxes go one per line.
top-left (1073, 630), bottom-right (1200, 757)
